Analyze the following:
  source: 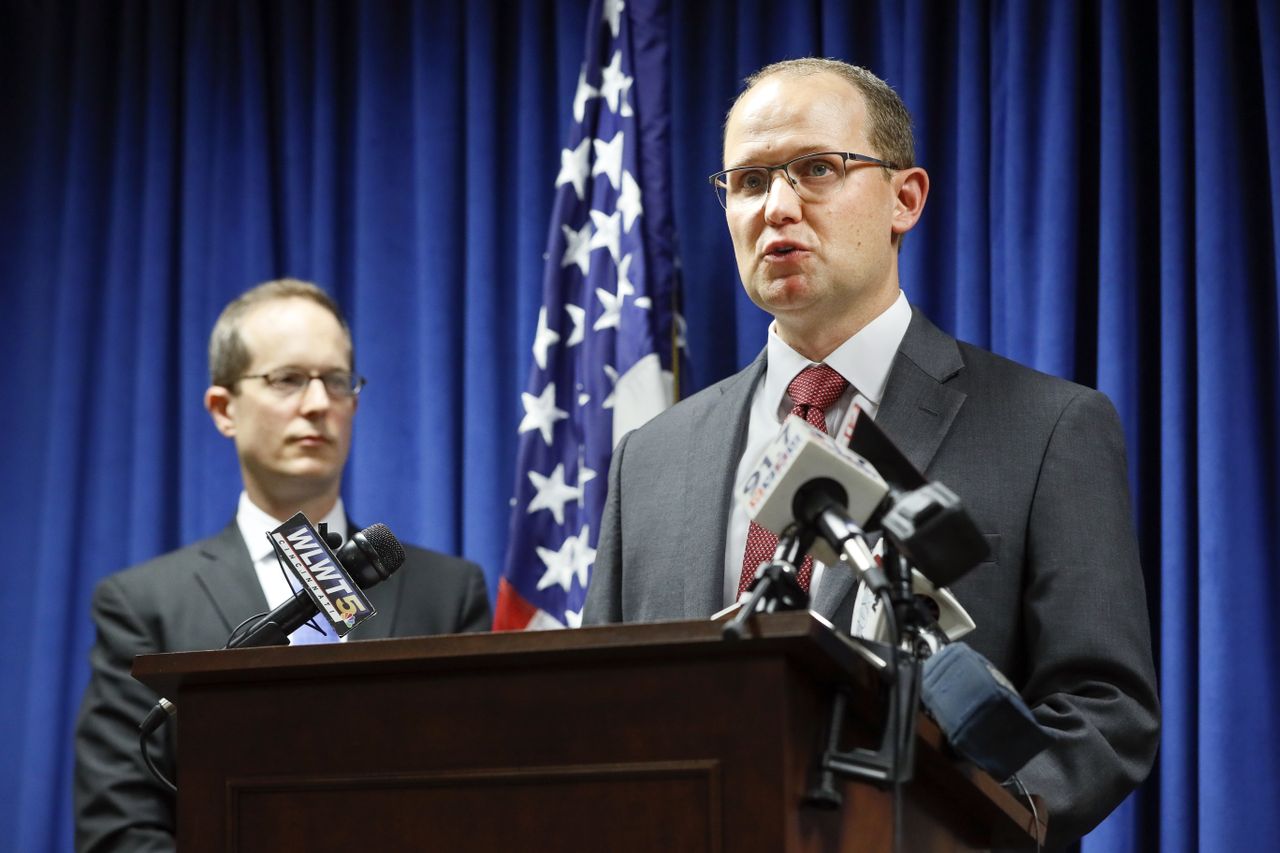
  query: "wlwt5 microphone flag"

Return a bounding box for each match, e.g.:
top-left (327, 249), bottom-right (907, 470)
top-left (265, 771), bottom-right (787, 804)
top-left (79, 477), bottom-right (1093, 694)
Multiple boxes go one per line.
top-left (495, 0), bottom-right (684, 630)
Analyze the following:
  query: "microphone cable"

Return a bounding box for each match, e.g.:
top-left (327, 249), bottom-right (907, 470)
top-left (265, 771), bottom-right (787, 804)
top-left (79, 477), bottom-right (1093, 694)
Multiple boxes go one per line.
top-left (138, 698), bottom-right (177, 793)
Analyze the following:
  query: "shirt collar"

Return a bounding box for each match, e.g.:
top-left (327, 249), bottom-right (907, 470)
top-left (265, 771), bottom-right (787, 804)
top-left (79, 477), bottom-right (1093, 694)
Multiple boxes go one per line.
top-left (235, 491), bottom-right (348, 564)
top-left (763, 290), bottom-right (912, 414)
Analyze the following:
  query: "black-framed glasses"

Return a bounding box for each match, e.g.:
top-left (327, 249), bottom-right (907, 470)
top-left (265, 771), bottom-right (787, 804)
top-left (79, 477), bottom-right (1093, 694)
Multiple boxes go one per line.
top-left (237, 368), bottom-right (366, 400)
top-left (708, 151), bottom-right (900, 210)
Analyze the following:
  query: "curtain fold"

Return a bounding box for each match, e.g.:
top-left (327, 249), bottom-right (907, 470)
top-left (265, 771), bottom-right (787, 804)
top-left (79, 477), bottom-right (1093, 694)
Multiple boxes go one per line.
top-left (1, 2), bottom-right (1275, 850)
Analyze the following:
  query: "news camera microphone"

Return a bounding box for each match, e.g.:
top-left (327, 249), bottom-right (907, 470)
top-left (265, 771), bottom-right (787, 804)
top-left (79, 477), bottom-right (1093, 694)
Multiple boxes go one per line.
top-left (851, 562), bottom-right (977, 648)
top-left (226, 523), bottom-right (406, 649)
top-left (921, 642), bottom-right (1052, 781)
top-left (841, 407), bottom-right (988, 587)
top-left (740, 415), bottom-right (892, 591)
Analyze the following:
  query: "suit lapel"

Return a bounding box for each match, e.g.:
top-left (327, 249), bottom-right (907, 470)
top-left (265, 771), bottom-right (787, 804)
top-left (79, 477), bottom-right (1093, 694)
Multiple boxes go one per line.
top-left (356, 560), bottom-right (404, 639)
top-left (814, 310), bottom-right (968, 625)
top-left (874, 309), bottom-right (967, 478)
top-left (192, 522), bottom-right (269, 634)
top-left (680, 354), bottom-right (767, 618)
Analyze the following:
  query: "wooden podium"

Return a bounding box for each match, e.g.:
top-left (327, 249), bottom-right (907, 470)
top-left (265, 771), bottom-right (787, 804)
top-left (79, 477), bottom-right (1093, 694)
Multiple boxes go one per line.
top-left (133, 612), bottom-right (1043, 852)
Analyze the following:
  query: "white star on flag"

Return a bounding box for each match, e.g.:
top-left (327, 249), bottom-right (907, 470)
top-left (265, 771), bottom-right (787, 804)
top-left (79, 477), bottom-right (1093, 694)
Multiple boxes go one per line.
top-left (518, 383), bottom-right (569, 445)
top-left (601, 364), bottom-right (619, 409)
top-left (561, 221), bottom-right (594, 275)
top-left (599, 51), bottom-right (634, 117)
top-left (602, 0), bottom-right (625, 37)
top-left (616, 254), bottom-right (635, 300)
top-left (617, 170), bottom-right (643, 231)
top-left (555, 138), bottom-right (592, 200)
top-left (572, 69), bottom-right (600, 123)
top-left (564, 303), bottom-right (586, 346)
top-left (526, 463), bottom-right (583, 525)
top-left (535, 525), bottom-right (597, 592)
top-left (588, 209), bottom-right (622, 264)
top-left (591, 131), bottom-right (625, 190)
top-left (532, 307), bottom-right (560, 370)
top-left (594, 281), bottom-right (629, 331)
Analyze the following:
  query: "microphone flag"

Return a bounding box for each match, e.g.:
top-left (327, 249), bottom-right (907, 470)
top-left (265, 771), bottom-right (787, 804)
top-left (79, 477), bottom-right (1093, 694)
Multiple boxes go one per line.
top-left (495, 0), bottom-right (685, 630)
top-left (269, 512), bottom-right (375, 637)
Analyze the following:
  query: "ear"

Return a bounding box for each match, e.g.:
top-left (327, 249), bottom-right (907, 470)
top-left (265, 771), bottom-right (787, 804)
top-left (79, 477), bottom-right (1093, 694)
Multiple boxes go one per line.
top-left (890, 166), bottom-right (929, 237)
top-left (205, 386), bottom-right (237, 438)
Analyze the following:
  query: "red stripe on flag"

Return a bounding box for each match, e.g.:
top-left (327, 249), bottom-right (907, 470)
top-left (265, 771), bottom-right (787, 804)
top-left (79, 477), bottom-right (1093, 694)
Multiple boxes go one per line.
top-left (492, 578), bottom-right (537, 631)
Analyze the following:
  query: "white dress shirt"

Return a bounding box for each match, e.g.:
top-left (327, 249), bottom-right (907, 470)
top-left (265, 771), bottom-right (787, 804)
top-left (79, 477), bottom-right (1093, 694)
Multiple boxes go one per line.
top-left (722, 290), bottom-right (912, 607)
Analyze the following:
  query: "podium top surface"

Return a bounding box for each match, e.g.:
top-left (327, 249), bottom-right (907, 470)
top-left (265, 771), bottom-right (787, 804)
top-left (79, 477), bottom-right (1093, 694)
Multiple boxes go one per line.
top-left (132, 611), bottom-right (879, 696)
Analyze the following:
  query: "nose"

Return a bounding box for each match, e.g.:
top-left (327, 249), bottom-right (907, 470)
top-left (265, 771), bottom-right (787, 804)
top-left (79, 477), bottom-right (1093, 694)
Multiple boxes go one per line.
top-left (297, 376), bottom-right (333, 414)
top-left (763, 170), bottom-right (802, 225)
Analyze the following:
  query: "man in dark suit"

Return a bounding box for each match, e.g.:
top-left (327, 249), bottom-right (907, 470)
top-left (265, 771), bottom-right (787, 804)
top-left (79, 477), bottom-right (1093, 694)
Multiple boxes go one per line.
top-left (582, 59), bottom-right (1158, 849)
top-left (74, 279), bottom-right (491, 853)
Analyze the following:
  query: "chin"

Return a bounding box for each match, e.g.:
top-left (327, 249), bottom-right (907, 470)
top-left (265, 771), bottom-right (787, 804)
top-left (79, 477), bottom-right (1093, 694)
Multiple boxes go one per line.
top-left (278, 461), bottom-right (342, 484)
top-left (752, 277), bottom-right (820, 312)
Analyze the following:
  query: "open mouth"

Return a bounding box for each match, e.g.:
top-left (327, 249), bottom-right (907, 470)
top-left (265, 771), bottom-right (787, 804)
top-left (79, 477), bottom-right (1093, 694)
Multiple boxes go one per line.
top-left (764, 241), bottom-right (807, 259)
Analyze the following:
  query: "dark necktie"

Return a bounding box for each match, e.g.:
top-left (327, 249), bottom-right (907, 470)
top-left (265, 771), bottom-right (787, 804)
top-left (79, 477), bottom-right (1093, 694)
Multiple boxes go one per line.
top-left (736, 364), bottom-right (850, 597)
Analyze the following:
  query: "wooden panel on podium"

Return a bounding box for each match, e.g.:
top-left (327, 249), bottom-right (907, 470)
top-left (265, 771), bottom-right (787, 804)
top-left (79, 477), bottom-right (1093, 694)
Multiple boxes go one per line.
top-left (133, 612), bottom-right (1044, 852)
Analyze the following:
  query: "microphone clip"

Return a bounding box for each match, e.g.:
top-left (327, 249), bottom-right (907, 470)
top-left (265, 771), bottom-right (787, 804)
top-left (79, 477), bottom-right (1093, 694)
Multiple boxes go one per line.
top-left (722, 524), bottom-right (812, 641)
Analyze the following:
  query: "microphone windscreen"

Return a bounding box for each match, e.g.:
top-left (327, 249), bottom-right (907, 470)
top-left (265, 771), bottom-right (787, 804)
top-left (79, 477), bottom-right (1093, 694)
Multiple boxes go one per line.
top-left (360, 523), bottom-right (406, 571)
top-left (921, 643), bottom-right (1051, 781)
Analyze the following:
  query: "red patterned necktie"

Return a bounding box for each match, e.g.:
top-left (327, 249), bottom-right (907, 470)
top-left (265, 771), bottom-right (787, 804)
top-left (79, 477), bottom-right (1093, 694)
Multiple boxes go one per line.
top-left (737, 364), bottom-right (849, 597)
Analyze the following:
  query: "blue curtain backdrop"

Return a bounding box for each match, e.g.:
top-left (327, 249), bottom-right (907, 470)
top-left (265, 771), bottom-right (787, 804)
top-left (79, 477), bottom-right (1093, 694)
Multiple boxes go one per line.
top-left (1, 1), bottom-right (1276, 851)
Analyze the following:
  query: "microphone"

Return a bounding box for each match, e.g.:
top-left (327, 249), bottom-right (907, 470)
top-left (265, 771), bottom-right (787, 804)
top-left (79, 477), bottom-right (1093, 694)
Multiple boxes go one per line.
top-left (226, 523), bottom-right (406, 649)
top-left (851, 560), bottom-right (976, 647)
top-left (740, 415), bottom-right (891, 589)
top-left (741, 415), bottom-right (889, 561)
top-left (921, 642), bottom-right (1052, 781)
top-left (139, 522), bottom-right (407, 794)
top-left (842, 406), bottom-right (989, 587)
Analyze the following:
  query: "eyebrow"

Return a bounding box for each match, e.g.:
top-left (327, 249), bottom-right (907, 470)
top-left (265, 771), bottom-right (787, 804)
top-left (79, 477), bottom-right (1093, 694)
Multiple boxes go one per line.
top-left (260, 364), bottom-right (351, 374)
top-left (723, 147), bottom-right (838, 170)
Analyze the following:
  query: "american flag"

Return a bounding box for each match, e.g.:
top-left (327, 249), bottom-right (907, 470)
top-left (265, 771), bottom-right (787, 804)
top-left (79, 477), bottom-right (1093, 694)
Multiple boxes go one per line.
top-left (494, 0), bottom-right (683, 630)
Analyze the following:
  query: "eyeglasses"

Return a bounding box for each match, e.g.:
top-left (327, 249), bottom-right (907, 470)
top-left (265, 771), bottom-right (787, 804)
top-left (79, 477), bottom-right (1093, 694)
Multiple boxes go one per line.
top-left (708, 151), bottom-right (899, 210)
top-left (237, 368), bottom-right (366, 400)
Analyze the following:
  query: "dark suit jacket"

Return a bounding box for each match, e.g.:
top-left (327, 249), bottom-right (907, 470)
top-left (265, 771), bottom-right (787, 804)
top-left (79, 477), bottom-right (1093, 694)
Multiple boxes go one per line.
top-left (583, 309), bottom-right (1159, 850)
top-left (74, 521), bottom-right (490, 853)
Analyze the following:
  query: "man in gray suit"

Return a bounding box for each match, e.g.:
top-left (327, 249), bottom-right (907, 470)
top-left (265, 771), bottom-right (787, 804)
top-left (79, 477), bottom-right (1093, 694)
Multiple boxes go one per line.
top-left (74, 279), bottom-right (491, 852)
top-left (583, 59), bottom-right (1158, 849)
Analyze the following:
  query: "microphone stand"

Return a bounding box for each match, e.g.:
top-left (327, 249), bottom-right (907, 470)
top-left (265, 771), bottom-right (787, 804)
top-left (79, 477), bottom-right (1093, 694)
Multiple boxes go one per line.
top-left (806, 538), bottom-right (923, 814)
top-left (722, 524), bottom-right (814, 641)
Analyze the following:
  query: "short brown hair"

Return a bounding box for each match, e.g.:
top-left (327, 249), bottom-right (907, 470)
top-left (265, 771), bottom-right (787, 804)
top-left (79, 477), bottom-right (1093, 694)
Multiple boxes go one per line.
top-left (730, 58), bottom-right (915, 172)
top-left (208, 279), bottom-right (352, 388)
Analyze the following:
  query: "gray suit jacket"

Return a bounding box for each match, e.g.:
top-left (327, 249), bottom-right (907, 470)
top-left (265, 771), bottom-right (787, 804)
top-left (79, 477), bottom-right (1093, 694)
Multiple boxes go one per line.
top-left (583, 309), bottom-right (1159, 850)
top-left (74, 521), bottom-right (491, 853)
